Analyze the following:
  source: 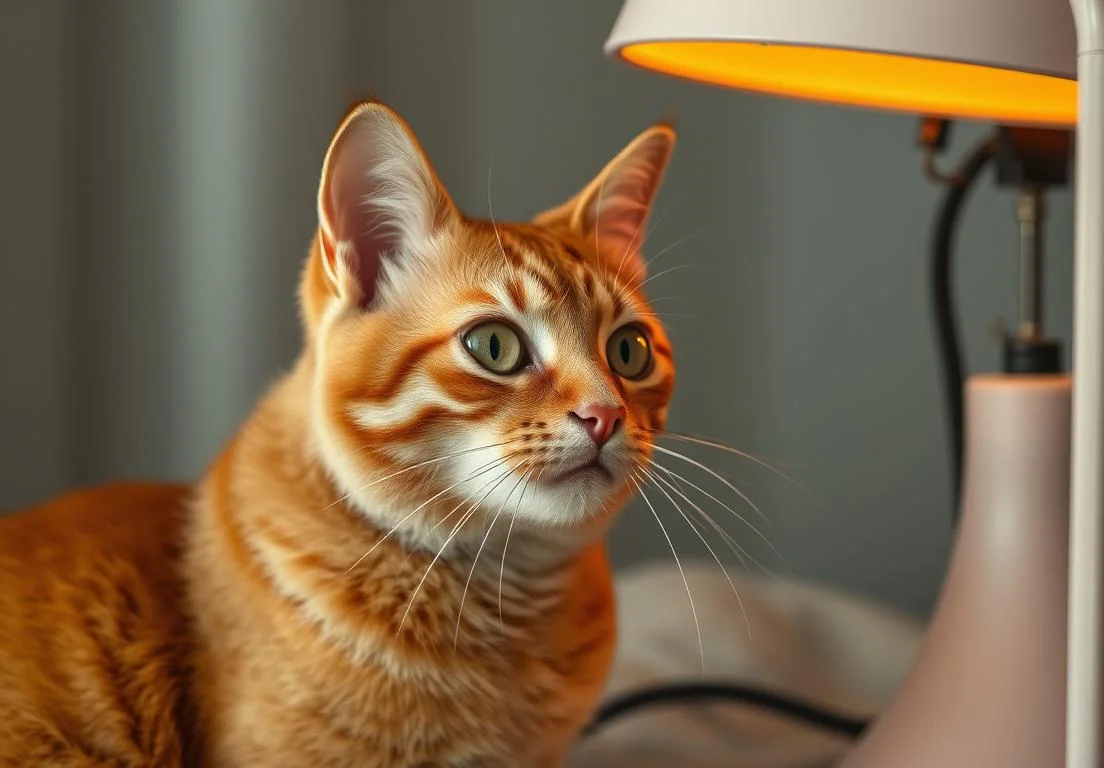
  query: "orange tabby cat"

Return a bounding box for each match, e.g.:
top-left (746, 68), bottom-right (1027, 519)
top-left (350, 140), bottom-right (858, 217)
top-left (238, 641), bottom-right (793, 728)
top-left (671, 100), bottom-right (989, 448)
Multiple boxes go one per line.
top-left (0, 101), bottom-right (676, 767)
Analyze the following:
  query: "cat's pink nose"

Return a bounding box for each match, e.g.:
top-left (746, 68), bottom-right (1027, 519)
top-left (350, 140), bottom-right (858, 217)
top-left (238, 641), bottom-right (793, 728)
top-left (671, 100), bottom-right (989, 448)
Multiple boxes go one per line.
top-left (572, 404), bottom-right (624, 447)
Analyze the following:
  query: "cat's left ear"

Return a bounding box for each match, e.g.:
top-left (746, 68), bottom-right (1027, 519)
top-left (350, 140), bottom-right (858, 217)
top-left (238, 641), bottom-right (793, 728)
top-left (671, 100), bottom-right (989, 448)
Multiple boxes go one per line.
top-left (316, 102), bottom-right (457, 309)
top-left (534, 123), bottom-right (675, 283)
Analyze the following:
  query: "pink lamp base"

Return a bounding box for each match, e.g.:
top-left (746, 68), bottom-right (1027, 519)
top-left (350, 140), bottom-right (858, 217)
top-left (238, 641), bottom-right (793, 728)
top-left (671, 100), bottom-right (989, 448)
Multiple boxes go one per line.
top-left (841, 373), bottom-right (1071, 766)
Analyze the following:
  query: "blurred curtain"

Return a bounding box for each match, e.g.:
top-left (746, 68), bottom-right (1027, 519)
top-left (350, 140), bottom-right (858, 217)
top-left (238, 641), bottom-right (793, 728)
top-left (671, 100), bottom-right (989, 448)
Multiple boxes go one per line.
top-left (3, 2), bottom-right (71, 509)
top-left (70, 1), bottom-right (355, 487)
top-left (5, 1), bottom-right (359, 506)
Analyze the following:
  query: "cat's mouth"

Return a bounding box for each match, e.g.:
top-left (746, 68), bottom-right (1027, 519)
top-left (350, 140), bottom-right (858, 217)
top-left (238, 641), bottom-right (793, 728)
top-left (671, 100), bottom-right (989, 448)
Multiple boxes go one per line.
top-left (549, 458), bottom-right (614, 485)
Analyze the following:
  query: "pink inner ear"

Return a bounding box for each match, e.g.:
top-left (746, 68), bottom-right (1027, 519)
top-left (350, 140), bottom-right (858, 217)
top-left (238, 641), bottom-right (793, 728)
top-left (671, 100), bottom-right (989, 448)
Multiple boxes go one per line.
top-left (584, 132), bottom-right (673, 281)
top-left (333, 174), bottom-right (388, 310)
top-left (324, 134), bottom-right (402, 310)
top-left (590, 177), bottom-right (657, 281)
top-left (595, 177), bottom-right (651, 247)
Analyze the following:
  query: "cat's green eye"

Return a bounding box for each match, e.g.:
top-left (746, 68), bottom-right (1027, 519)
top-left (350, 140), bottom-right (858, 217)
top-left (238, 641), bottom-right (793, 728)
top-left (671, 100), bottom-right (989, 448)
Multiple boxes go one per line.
top-left (462, 321), bottom-right (527, 375)
top-left (606, 324), bottom-right (652, 380)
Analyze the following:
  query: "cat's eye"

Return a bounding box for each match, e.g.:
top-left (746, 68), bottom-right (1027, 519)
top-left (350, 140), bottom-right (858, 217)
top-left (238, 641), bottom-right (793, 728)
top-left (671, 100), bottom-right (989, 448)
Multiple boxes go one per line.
top-left (462, 321), bottom-right (528, 375)
top-left (606, 324), bottom-right (652, 380)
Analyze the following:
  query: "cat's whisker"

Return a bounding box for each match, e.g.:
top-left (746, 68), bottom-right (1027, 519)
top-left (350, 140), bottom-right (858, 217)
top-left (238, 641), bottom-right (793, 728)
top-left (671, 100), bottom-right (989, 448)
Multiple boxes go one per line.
top-left (606, 224), bottom-right (714, 312)
top-left (614, 193), bottom-right (678, 286)
top-left (655, 431), bottom-right (808, 493)
top-left (650, 444), bottom-right (771, 527)
top-left (594, 174), bottom-right (610, 281)
top-left (613, 208), bottom-right (648, 286)
top-left (398, 466), bottom-right (516, 571)
top-left (423, 461), bottom-right (520, 539)
top-left (641, 225), bottom-right (717, 272)
top-left (629, 472), bottom-right (705, 678)
top-left (397, 463), bottom-right (520, 637)
top-left (641, 311), bottom-right (696, 322)
top-left (647, 457), bottom-right (767, 545)
top-left (553, 284), bottom-right (573, 313)
top-left (634, 262), bottom-right (705, 293)
top-left (645, 460), bottom-right (763, 573)
top-left (344, 453), bottom-right (516, 575)
top-left (638, 192), bottom-right (682, 253)
top-left (683, 497), bottom-right (757, 574)
top-left (499, 463), bottom-right (546, 629)
top-left (630, 309), bottom-right (691, 323)
top-left (498, 518), bottom-right (520, 631)
top-left (486, 155), bottom-right (511, 273)
top-left (644, 228), bottom-right (715, 279)
top-left (323, 438), bottom-right (524, 513)
top-left (611, 271), bottom-right (647, 316)
top-left (455, 462), bottom-right (531, 648)
top-left (640, 467), bottom-right (752, 639)
top-left (648, 455), bottom-right (790, 573)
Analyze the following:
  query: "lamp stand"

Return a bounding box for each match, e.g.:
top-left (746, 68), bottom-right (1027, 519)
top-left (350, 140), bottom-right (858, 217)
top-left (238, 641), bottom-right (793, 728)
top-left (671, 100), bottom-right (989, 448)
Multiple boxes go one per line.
top-left (842, 113), bottom-right (1082, 767)
top-left (1067, 2), bottom-right (1104, 765)
top-left (845, 0), bottom-right (1104, 757)
top-left (841, 374), bottom-right (1071, 767)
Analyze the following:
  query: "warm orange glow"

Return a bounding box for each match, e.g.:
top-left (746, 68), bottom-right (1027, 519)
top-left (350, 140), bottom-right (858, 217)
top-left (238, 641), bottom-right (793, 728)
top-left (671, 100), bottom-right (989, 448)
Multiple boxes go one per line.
top-left (621, 42), bottom-right (1077, 126)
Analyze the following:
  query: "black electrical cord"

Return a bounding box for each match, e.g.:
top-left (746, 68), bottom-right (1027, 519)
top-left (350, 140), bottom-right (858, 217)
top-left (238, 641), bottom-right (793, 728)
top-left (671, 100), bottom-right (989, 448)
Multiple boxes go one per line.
top-left (582, 681), bottom-right (869, 739)
top-left (930, 134), bottom-right (997, 519)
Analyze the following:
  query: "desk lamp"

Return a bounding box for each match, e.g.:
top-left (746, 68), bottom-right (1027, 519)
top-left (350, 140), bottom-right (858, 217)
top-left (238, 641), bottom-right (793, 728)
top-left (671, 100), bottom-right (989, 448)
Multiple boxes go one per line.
top-left (604, 2), bottom-right (1102, 766)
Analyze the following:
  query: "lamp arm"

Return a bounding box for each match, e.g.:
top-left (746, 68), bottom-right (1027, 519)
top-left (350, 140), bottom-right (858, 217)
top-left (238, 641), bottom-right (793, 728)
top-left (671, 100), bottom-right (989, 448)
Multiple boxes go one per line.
top-left (1067, 1), bottom-right (1104, 767)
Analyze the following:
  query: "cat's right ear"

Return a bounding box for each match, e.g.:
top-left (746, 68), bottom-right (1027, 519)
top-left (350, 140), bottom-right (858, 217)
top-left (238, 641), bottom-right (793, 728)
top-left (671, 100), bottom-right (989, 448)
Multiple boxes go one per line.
top-left (316, 102), bottom-right (456, 309)
top-left (532, 122), bottom-right (675, 285)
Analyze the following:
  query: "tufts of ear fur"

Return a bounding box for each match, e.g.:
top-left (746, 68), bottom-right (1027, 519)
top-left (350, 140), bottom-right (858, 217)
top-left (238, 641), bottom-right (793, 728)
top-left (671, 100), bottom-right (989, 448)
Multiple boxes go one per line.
top-left (315, 101), bottom-right (456, 310)
top-left (534, 121), bottom-right (676, 284)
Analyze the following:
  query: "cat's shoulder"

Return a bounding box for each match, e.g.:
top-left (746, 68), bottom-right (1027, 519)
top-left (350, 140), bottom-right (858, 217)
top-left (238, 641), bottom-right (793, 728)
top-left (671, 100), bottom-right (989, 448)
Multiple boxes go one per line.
top-left (0, 480), bottom-right (194, 598)
top-left (1, 481), bottom-right (191, 544)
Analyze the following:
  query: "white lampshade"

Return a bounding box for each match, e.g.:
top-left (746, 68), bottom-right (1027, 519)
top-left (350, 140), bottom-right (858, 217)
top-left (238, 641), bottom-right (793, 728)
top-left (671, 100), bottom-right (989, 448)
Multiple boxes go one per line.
top-left (605, 0), bottom-right (1078, 126)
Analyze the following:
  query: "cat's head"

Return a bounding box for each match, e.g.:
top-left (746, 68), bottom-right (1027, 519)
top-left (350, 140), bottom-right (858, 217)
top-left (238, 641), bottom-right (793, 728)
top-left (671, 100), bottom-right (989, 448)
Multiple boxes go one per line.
top-left (301, 102), bottom-right (675, 547)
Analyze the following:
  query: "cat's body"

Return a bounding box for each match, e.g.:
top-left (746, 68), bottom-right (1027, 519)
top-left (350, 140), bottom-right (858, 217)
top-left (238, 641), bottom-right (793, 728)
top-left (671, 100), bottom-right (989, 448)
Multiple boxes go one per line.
top-left (0, 103), bottom-right (675, 767)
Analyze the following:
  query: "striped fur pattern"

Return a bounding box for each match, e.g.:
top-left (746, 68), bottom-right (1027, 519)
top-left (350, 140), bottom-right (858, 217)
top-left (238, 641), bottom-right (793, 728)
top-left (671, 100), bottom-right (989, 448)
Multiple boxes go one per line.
top-left (0, 102), bottom-right (676, 767)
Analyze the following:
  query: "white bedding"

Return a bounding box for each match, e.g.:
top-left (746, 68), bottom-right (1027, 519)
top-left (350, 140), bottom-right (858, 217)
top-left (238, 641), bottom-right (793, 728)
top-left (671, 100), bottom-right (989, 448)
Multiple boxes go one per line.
top-left (566, 563), bottom-right (925, 767)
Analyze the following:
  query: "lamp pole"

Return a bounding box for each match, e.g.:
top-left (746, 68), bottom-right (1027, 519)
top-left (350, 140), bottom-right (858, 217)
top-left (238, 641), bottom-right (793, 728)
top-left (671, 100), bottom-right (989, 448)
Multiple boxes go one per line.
top-left (1067, 2), bottom-right (1104, 765)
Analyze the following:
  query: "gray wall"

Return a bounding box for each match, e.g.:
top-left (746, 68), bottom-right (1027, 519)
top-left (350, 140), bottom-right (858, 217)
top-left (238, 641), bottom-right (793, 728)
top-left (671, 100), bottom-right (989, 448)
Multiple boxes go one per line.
top-left (2, 0), bottom-right (1074, 618)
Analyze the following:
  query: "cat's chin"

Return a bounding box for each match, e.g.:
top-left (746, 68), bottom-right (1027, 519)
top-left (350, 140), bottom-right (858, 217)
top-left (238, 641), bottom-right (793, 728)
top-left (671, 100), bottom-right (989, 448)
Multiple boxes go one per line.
top-left (508, 474), bottom-right (629, 532)
top-left (545, 459), bottom-right (615, 486)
